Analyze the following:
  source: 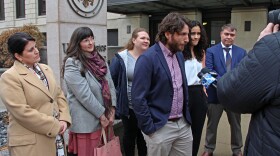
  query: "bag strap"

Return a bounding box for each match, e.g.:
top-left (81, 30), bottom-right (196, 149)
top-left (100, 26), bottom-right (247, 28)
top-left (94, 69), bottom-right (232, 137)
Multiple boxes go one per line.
top-left (101, 128), bottom-right (107, 144)
top-left (107, 126), bottom-right (116, 140)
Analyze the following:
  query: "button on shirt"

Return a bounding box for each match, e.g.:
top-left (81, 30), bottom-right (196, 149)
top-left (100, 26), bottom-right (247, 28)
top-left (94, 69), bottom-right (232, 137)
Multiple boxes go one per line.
top-left (159, 42), bottom-right (183, 119)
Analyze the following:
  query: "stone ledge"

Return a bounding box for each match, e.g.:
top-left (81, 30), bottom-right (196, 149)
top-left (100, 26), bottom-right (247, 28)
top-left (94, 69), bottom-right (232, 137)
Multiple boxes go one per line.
top-left (0, 110), bottom-right (8, 156)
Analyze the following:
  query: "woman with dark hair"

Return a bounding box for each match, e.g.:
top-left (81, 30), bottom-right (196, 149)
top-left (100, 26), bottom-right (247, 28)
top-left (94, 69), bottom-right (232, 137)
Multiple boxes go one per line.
top-left (0, 32), bottom-right (71, 156)
top-left (110, 28), bottom-right (150, 156)
top-left (183, 20), bottom-right (208, 156)
top-left (61, 27), bottom-right (116, 156)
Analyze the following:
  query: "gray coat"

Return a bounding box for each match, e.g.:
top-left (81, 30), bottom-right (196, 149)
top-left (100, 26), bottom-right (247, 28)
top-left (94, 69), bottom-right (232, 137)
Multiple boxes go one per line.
top-left (64, 57), bottom-right (116, 133)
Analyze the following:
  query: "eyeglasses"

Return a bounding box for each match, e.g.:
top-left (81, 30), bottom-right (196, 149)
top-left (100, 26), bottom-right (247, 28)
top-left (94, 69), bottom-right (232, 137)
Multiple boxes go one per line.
top-left (81, 36), bottom-right (94, 43)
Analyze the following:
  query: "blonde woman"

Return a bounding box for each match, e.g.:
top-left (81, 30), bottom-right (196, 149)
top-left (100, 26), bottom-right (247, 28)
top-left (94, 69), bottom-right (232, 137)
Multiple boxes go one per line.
top-left (110, 28), bottom-right (150, 156)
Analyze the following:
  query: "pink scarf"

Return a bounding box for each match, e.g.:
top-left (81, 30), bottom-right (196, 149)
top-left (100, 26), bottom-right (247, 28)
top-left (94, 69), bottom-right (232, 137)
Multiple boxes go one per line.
top-left (85, 51), bottom-right (112, 117)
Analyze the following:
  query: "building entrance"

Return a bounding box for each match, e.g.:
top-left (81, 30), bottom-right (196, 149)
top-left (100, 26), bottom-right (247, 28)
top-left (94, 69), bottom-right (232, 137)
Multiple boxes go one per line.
top-left (202, 9), bottom-right (231, 47)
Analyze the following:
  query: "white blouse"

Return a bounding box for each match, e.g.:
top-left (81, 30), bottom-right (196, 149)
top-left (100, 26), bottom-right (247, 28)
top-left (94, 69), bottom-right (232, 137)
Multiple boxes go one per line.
top-left (184, 58), bottom-right (202, 86)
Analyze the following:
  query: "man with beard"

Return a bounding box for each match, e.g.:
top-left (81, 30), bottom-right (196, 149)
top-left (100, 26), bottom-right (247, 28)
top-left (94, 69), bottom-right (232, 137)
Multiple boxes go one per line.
top-left (132, 12), bottom-right (192, 156)
top-left (202, 24), bottom-right (246, 156)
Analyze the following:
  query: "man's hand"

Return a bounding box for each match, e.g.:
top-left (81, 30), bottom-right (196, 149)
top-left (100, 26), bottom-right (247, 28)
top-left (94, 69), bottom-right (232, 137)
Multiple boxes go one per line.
top-left (257, 23), bottom-right (279, 41)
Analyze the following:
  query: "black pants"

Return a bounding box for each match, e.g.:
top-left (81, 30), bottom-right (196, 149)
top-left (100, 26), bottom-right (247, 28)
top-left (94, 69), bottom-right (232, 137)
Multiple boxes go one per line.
top-left (121, 109), bottom-right (147, 156)
top-left (188, 85), bottom-right (208, 156)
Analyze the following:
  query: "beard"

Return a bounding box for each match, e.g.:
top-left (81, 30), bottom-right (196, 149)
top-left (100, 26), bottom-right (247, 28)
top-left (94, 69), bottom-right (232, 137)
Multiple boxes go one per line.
top-left (167, 41), bottom-right (183, 54)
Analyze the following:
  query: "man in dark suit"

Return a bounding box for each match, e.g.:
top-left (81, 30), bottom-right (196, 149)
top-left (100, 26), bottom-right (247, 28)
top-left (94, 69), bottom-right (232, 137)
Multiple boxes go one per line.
top-left (202, 24), bottom-right (246, 156)
top-left (132, 12), bottom-right (192, 156)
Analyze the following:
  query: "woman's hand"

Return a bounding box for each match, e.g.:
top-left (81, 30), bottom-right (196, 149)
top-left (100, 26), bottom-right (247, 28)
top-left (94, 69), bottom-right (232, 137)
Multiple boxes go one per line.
top-left (100, 114), bottom-right (109, 128)
top-left (59, 120), bottom-right (68, 134)
top-left (108, 107), bottom-right (115, 126)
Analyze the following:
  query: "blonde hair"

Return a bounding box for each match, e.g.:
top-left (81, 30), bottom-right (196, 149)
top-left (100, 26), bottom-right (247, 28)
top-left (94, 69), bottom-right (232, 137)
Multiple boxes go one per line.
top-left (119, 28), bottom-right (148, 51)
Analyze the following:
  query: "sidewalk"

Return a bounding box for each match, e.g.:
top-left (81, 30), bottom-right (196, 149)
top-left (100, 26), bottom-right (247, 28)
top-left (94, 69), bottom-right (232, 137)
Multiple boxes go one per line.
top-left (0, 98), bottom-right (251, 156)
top-left (198, 112), bottom-right (251, 156)
top-left (133, 112), bottom-right (250, 156)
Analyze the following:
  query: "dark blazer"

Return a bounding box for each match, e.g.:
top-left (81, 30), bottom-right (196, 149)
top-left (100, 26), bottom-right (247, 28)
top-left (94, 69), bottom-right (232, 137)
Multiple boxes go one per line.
top-left (110, 50), bottom-right (129, 118)
top-left (217, 32), bottom-right (280, 156)
top-left (206, 43), bottom-right (246, 103)
top-left (131, 43), bottom-right (191, 135)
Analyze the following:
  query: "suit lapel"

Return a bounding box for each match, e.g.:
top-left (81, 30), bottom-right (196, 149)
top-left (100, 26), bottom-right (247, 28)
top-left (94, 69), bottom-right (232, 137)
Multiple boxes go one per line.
top-left (155, 43), bottom-right (172, 83)
top-left (14, 61), bottom-right (52, 98)
top-left (176, 52), bottom-right (184, 77)
top-left (38, 64), bottom-right (55, 97)
top-left (176, 52), bottom-right (187, 87)
top-left (87, 70), bottom-right (102, 89)
top-left (218, 44), bottom-right (227, 71)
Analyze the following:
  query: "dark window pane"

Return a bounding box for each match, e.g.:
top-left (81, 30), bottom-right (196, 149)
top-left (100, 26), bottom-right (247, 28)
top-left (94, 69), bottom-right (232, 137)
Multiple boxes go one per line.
top-left (107, 29), bottom-right (118, 46)
top-left (0, 0), bottom-right (4, 20)
top-left (16, 0), bottom-right (25, 18)
top-left (38, 0), bottom-right (46, 16)
top-left (244, 21), bottom-right (251, 31)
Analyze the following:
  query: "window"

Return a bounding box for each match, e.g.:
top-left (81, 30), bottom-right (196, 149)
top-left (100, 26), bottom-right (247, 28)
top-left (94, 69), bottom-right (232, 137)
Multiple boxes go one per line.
top-left (16, 0), bottom-right (25, 18)
top-left (0, 0), bottom-right (4, 20)
top-left (107, 29), bottom-right (118, 46)
top-left (38, 0), bottom-right (46, 16)
top-left (244, 21), bottom-right (251, 31)
top-left (42, 32), bottom-right (47, 46)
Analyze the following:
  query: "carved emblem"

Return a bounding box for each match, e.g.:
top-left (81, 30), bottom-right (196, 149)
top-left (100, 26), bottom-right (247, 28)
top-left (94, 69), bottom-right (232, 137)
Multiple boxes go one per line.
top-left (68, 0), bottom-right (103, 18)
top-left (78, 0), bottom-right (94, 7)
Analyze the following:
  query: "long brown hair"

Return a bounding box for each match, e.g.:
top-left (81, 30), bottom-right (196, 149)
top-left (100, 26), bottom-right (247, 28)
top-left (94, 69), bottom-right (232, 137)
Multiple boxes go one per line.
top-left (61, 27), bottom-right (95, 78)
top-left (183, 20), bottom-right (208, 62)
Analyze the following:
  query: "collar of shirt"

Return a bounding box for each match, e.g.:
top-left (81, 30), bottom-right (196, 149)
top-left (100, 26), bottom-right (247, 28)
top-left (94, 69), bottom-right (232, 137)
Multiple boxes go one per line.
top-left (221, 42), bottom-right (232, 61)
top-left (220, 42), bottom-right (233, 50)
top-left (221, 42), bottom-right (232, 57)
top-left (159, 41), bottom-right (174, 57)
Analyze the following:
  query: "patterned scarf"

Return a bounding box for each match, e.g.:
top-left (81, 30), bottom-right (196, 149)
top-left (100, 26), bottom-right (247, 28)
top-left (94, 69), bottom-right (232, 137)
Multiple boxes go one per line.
top-left (24, 63), bottom-right (49, 90)
top-left (85, 51), bottom-right (112, 117)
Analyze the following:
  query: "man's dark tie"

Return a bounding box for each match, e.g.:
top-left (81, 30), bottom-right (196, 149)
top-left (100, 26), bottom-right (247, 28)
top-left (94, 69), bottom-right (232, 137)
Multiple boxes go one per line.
top-left (224, 47), bottom-right (231, 71)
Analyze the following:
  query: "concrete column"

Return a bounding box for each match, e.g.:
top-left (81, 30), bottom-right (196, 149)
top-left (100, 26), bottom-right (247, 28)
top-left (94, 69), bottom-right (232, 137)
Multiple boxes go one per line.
top-left (231, 7), bottom-right (267, 52)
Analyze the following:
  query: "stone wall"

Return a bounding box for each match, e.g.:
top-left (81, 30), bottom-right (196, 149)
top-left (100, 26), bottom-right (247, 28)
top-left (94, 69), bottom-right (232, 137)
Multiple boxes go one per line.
top-left (0, 69), bottom-right (7, 109)
top-left (0, 69), bottom-right (8, 155)
top-left (0, 111), bottom-right (8, 156)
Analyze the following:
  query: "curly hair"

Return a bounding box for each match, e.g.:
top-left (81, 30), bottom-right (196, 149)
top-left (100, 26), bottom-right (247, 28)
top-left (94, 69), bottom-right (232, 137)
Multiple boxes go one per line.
top-left (155, 12), bottom-right (190, 44)
top-left (183, 20), bottom-right (208, 62)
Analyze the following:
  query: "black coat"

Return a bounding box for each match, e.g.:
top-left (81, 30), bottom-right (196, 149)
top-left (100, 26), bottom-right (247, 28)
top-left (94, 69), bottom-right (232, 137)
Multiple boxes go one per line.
top-left (217, 32), bottom-right (280, 156)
